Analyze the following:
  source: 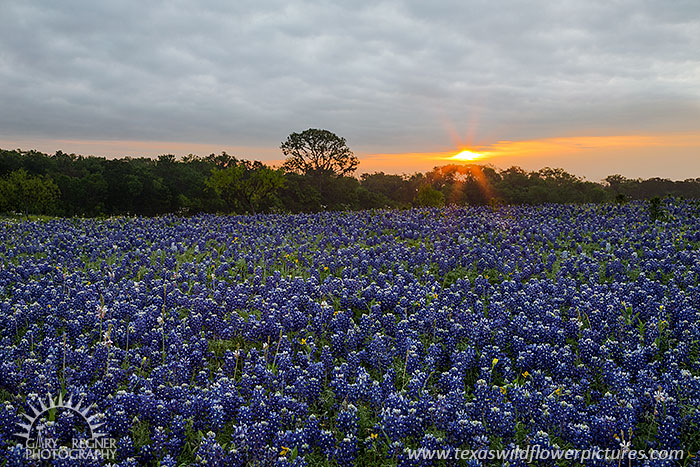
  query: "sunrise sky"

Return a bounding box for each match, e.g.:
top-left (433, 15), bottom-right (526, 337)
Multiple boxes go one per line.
top-left (1, 1), bottom-right (699, 180)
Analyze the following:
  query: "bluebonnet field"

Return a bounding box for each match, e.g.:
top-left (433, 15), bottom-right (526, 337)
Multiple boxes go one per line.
top-left (1, 200), bottom-right (699, 466)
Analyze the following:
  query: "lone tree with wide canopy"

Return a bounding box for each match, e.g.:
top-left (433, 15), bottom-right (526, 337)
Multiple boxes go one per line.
top-left (281, 128), bottom-right (359, 177)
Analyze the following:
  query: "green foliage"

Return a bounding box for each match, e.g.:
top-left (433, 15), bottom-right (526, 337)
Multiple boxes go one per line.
top-left (648, 196), bottom-right (665, 221)
top-left (0, 168), bottom-right (60, 214)
top-left (415, 185), bottom-right (445, 207)
top-left (1, 147), bottom-right (699, 216)
top-left (360, 172), bottom-right (416, 207)
top-left (131, 418), bottom-right (152, 449)
top-left (607, 174), bottom-right (700, 200)
top-left (277, 173), bottom-right (323, 212)
top-left (206, 158), bottom-right (285, 214)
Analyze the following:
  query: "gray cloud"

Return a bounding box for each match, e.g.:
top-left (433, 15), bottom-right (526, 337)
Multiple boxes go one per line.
top-left (1, 0), bottom-right (698, 154)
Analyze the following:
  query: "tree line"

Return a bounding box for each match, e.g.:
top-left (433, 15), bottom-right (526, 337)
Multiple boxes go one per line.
top-left (1, 129), bottom-right (699, 216)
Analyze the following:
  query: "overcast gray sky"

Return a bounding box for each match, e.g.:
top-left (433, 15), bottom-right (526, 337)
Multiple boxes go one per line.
top-left (1, 0), bottom-right (699, 179)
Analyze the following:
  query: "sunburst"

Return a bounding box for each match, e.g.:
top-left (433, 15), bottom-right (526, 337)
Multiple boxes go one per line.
top-left (14, 392), bottom-right (106, 443)
top-left (450, 150), bottom-right (483, 162)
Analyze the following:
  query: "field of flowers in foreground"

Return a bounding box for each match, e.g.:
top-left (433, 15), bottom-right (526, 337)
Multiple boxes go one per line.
top-left (1, 201), bottom-right (699, 466)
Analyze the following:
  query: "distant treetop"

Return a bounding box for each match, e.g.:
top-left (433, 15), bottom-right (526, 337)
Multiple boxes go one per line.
top-left (281, 128), bottom-right (359, 177)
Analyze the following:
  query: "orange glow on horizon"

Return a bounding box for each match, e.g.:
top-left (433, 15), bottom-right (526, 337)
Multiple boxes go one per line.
top-left (450, 149), bottom-right (483, 162)
top-left (359, 132), bottom-right (700, 178)
top-left (2, 131), bottom-right (700, 180)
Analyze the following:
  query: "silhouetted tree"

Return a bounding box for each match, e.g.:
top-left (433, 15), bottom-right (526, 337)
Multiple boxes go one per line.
top-left (281, 129), bottom-right (358, 177)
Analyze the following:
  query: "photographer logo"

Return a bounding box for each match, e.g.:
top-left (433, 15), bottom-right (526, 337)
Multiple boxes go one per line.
top-left (14, 392), bottom-right (116, 461)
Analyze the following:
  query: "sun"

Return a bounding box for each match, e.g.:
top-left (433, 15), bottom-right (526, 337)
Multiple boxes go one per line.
top-left (450, 149), bottom-right (483, 162)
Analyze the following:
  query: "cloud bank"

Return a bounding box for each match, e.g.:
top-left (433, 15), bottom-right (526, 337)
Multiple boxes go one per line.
top-left (1, 0), bottom-right (699, 164)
